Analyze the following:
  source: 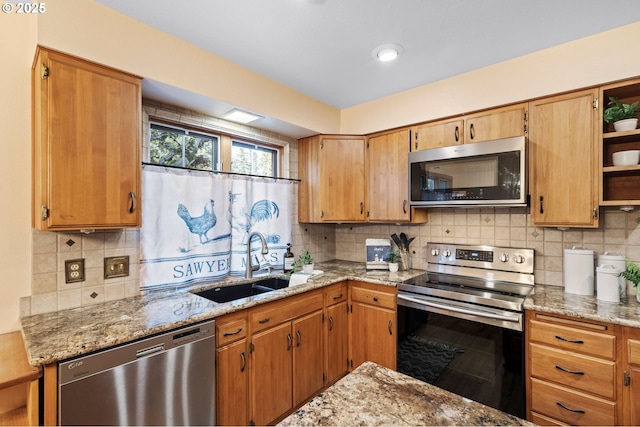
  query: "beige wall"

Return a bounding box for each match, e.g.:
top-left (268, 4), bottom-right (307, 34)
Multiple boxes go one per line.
top-left (0, 15), bottom-right (37, 333)
top-left (341, 21), bottom-right (640, 134)
top-left (2, 3), bottom-right (640, 332)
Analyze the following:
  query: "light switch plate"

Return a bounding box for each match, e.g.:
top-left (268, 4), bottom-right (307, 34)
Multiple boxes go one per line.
top-left (104, 256), bottom-right (129, 279)
top-left (65, 259), bottom-right (85, 283)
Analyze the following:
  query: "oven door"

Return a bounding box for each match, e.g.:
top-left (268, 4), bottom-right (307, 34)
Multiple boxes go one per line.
top-left (397, 292), bottom-right (523, 331)
top-left (396, 304), bottom-right (525, 419)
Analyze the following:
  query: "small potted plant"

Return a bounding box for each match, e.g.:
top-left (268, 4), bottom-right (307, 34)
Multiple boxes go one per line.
top-left (604, 96), bottom-right (640, 132)
top-left (294, 250), bottom-right (314, 274)
top-left (387, 251), bottom-right (401, 273)
top-left (620, 258), bottom-right (640, 302)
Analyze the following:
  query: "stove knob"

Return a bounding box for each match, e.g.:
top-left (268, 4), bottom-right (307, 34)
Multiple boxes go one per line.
top-left (430, 248), bottom-right (440, 257)
top-left (514, 254), bottom-right (525, 264)
top-left (443, 249), bottom-right (451, 258)
top-left (499, 253), bottom-right (509, 262)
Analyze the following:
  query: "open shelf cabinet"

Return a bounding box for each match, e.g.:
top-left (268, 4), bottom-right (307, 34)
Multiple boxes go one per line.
top-left (600, 78), bottom-right (640, 206)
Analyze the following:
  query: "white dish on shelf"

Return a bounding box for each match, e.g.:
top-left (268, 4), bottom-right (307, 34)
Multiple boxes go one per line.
top-left (612, 150), bottom-right (640, 166)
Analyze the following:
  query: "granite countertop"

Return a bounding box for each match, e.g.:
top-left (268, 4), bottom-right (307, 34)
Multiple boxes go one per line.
top-left (20, 260), bottom-right (423, 366)
top-left (524, 283), bottom-right (640, 328)
top-left (278, 361), bottom-right (533, 426)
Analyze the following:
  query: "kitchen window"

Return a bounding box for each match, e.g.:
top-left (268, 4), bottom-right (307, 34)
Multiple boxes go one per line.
top-left (149, 123), bottom-right (220, 171)
top-left (231, 140), bottom-right (278, 178)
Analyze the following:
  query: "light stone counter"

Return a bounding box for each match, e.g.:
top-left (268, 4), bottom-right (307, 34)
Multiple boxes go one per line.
top-left (278, 361), bottom-right (534, 426)
top-left (524, 283), bottom-right (640, 328)
top-left (20, 260), bottom-right (422, 366)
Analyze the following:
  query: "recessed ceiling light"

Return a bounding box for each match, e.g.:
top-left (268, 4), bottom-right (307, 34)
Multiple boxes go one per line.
top-left (371, 43), bottom-right (404, 62)
top-left (221, 108), bottom-right (263, 124)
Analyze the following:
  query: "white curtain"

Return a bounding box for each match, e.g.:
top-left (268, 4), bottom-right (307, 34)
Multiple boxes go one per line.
top-left (140, 165), bottom-right (292, 289)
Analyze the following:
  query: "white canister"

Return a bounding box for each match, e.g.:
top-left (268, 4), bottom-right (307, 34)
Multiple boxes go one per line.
top-left (596, 264), bottom-right (621, 302)
top-left (598, 252), bottom-right (627, 298)
top-left (564, 246), bottom-right (594, 295)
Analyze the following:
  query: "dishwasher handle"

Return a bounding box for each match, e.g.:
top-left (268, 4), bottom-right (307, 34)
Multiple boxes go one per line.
top-left (136, 345), bottom-right (165, 359)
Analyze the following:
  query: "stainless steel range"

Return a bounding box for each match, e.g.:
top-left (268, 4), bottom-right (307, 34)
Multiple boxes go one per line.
top-left (398, 242), bottom-right (534, 330)
top-left (396, 242), bottom-right (535, 419)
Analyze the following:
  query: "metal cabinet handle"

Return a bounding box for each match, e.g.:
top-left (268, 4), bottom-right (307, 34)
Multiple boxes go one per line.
top-left (328, 316), bottom-right (334, 331)
top-left (287, 333), bottom-right (293, 350)
top-left (469, 123), bottom-right (475, 140)
top-left (556, 401), bottom-right (585, 414)
top-left (129, 192), bottom-right (135, 213)
top-left (539, 196), bottom-right (544, 214)
top-left (296, 330), bottom-right (302, 347)
top-left (403, 200), bottom-right (407, 214)
top-left (360, 202), bottom-right (364, 215)
top-left (388, 320), bottom-right (393, 335)
top-left (454, 126), bottom-right (459, 142)
top-left (240, 351), bottom-right (246, 372)
top-left (259, 318), bottom-right (270, 324)
top-left (555, 335), bottom-right (584, 345)
top-left (373, 297), bottom-right (378, 302)
top-left (224, 328), bottom-right (243, 336)
top-left (332, 293), bottom-right (343, 300)
top-left (555, 365), bottom-right (584, 375)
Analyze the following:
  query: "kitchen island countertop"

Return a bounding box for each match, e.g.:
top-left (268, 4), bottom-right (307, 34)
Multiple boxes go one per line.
top-left (20, 260), bottom-right (423, 366)
top-left (278, 361), bottom-right (534, 426)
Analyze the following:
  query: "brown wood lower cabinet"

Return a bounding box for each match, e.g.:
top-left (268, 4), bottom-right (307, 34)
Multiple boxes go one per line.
top-left (216, 282), bottom-right (398, 426)
top-left (525, 310), bottom-right (622, 426)
top-left (348, 281), bottom-right (397, 370)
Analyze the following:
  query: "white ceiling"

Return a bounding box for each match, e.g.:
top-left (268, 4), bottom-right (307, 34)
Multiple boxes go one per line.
top-left (95, 0), bottom-right (640, 137)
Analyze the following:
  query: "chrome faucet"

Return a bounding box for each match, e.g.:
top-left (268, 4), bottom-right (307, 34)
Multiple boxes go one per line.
top-left (246, 231), bottom-right (269, 279)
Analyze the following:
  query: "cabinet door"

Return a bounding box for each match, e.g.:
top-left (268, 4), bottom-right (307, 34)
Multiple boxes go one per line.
top-left (367, 129), bottom-right (411, 222)
top-left (216, 339), bottom-right (248, 426)
top-left (250, 323), bottom-right (292, 426)
top-left (326, 301), bottom-right (349, 383)
top-left (292, 310), bottom-right (324, 406)
top-left (319, 136), bottom-right (366, 221)
top-left (464, 103), bottom-right (527, 144)
top-left (34, 48), bottom-right (141, 230)
top-left (349, 302), bottom-right (396, 370)
top-left (529, 89), bottom-right (599, 227)
top-left (624, 328), bottom-right (640, 426)
top-left (414, 118), bottom-right (463, 150)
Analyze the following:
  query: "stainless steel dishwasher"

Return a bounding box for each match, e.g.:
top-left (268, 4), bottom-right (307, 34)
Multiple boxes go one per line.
top-left (58, 319), bottom-right (215, 426)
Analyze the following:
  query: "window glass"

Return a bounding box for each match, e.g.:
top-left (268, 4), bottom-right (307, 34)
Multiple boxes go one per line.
top-left (150, 123), bottom-right (219, 171)
top-left (231, 141), bottom-right (277, 177)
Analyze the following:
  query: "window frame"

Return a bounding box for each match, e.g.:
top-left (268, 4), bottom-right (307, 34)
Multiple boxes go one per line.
top-left (230, 139), bottom-right (279, 178)
top-left (148, 121), bottom-right (221, 171)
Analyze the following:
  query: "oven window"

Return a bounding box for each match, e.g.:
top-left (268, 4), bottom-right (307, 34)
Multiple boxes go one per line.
top-left (397, 308), bottom-right (524, 418)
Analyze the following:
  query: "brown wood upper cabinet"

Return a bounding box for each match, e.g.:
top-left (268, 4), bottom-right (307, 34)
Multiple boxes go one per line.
top-left (413, 103), bottom-right (528, 151)
top-left (298, 135), bottom-right (366, 222)
top-left (529, 89), bottom-right (599, 228)
top-left (366, 128), bottom-right (427, 223)
top-left (32, 47), bottom-right (142, 230)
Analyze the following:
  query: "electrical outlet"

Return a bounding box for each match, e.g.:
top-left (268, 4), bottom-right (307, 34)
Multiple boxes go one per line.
top-left (65, 259), bottom-right (85, 283)
top-left (104, 256), bottom-right (129, 279)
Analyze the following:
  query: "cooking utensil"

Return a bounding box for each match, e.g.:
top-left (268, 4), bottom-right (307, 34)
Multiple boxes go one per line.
top-left (399, 233), bottom-right (408, 248)
top-left (390, 233), bottom-right (403, 249)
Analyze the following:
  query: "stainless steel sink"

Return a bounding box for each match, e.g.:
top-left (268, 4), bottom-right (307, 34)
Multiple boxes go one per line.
top-left (194, 277), bottom-right (289, 303)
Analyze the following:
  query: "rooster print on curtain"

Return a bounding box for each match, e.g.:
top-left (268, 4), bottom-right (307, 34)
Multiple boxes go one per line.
top-left (140, 165), bottom-right (292, 289)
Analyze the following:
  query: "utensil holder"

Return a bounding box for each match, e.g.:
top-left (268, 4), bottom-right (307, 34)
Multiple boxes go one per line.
top-left (400, 249), bottom-right (411, 270)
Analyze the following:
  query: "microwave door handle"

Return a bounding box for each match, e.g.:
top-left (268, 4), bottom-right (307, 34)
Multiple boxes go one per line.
top-left (397, 294), bottom-right (520, 323)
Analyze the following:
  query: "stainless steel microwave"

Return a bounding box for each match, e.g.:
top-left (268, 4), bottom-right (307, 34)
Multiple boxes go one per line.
top-left (408, 136), bottom-right (527, 207)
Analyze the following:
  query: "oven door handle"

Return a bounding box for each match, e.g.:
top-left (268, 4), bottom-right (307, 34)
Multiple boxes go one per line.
top-left (397, 294), bottom-right (520, 323)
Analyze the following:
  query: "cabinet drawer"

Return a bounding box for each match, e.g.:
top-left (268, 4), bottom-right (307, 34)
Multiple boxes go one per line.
top-left (250, 290), bottom-right (323, 333)
top-left (529, 343), bottom-right (615, 400)
top-left (530, 378), bottom-right (616, 426)
top-left (324, 282), bottom-right (347, 306)
top-left (529, 318), bottom-right (615, 360)
top-left (350, 285), bottom-right (395, 309)
top-left (529, 412), bottom-right (567, 426)
top-left (216, 311), bottom-right (247, 347)
top-left (628, 338), bottom-right (640, 365)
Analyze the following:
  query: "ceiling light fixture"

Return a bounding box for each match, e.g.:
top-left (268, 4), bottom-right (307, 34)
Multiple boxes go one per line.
top-left (371, 43), bottom-right (404, 62)
top-left (221, 108), bottom-right (263, 124)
